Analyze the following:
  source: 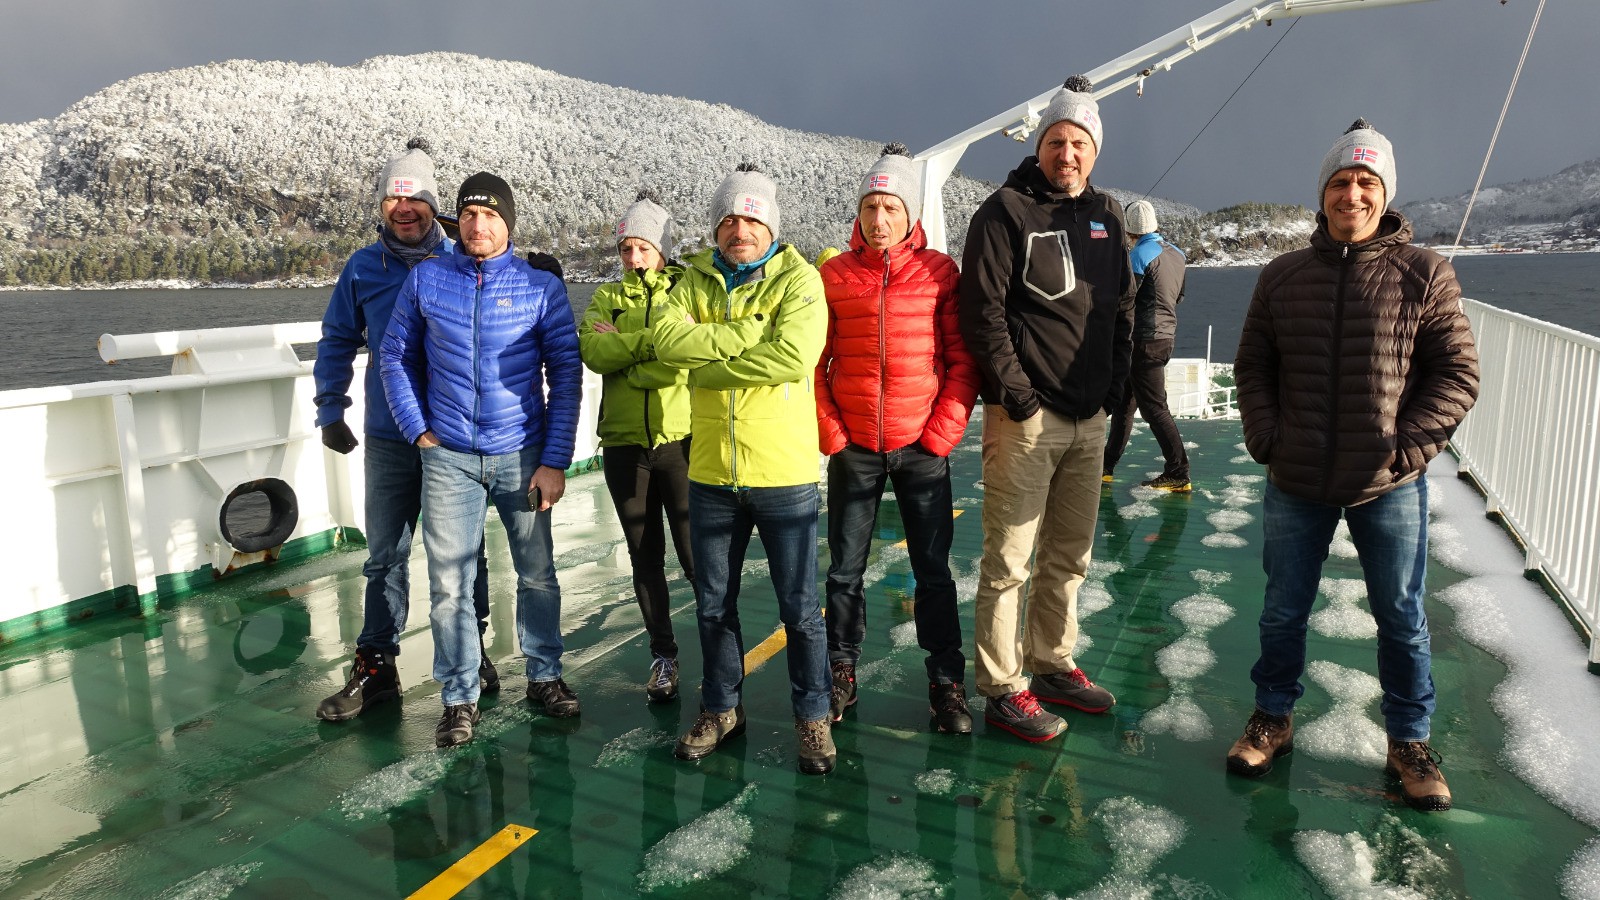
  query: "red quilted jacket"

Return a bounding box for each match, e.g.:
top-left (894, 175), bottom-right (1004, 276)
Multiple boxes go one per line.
top-left (815, 220), bottom-right (980, 456)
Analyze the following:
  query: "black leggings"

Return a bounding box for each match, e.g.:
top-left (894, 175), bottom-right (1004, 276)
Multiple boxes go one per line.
top-left (602, 439), bottom-right (695, 659)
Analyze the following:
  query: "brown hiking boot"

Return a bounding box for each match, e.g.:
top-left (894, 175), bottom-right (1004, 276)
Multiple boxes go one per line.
top-left (1386, 739), bottom-right (1452, 811)
top-left (795, 717), bottom-right (837, 775)
top-left (1226, 710), bottom-right (1294, 777)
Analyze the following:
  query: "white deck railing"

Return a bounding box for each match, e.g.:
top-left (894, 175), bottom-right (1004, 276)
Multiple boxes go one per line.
top-left (1453, 298), bottom-right (1600, 668)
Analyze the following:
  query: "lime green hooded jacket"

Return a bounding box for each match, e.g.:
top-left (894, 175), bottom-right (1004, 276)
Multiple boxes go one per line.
top-left (578, 265), bottom-right (691, 449)
top-left (651, 244), bottom-right (826, 487)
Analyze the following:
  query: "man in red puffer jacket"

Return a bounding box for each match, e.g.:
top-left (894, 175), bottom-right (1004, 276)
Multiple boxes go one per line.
top-left (816, 143), bottom-right (982, 734)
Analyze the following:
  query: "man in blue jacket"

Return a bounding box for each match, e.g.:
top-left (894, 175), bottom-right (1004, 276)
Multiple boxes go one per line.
top-left (311, 138), bottom-right (499, 723)
top-left (381, 172), bottom-right (585, 748)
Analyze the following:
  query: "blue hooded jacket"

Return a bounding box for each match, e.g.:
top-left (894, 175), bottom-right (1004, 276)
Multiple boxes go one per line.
top-left (379, 241), bottom-right (582, 467)
top-left (313, 237), bottom-right (451, 442)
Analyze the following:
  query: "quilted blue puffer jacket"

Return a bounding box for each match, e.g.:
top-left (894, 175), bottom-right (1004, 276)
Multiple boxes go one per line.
top-left (379, 242), bottom-right (582, 467)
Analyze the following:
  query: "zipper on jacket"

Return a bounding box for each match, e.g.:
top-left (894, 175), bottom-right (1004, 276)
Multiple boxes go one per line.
top-left (1322, 247), bottom-right (1351, 501)
top-left (642, 275), bottom-right (654, 447)
top-left (471, 261), bottom-right (484, 453)
top-left (725, 286), bottom-right (739, 487)
top-left (877, 250), bottom-right (890, 451)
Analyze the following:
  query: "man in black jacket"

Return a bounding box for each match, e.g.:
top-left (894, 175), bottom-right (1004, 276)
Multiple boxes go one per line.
top-left (1103, 199), bottom-right (1190, 491)
top-left (958, 75), bottom-right (1134, 743)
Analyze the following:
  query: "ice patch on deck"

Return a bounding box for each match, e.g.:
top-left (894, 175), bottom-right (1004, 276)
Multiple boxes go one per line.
top-left (889, 620), bottom-right (919, 651)
top-left (1298, 661), bottom-right (1386, 766)
top-left (159, 863), bottom-right (261, 899)
top-left (1309, 577), bottom-right (1378, 640)
top-left (639, 783), bottom-right (758, 891)
top-left (831, 853), bottom-right (944, 899)
top-left (863, 545), bottom-right (911, 590)
top-left (1202, 532), bottom-right (1248, 548)
top-left (1171, 595), bottom-right (1234, 633)
top-left (1563, 838), bottom-right (1600, 899)
top-left (1142, 693), bottom-right (1212, 741)
top-left (1156, 637), bottom-right (1216, 680)
top-left (1079, 582), bottom-right (1114, 618)
top-left (555, 540), bottom-right (623, 569)
top-left (1191, 569), bottom-right (1232, 589)
top-left (1293, 814), bottom-right (1454, 899)
top-left (595, 727), bottom-right (675, 768)
top-left (1119, 500), bottom-right (1157, 519)
top-left (1055, 797), bottom-right (1193, 899)
top-left (339, 706), bottom-right (536, 820)
top-left (914, 768), bottom-right (958, 795)
top-left (1207, 509), bottom-right (1253, 532)
top-left (1330, 521), bottom-right (1358, 559)
top-left (858, 656), bottom-right (905, 690)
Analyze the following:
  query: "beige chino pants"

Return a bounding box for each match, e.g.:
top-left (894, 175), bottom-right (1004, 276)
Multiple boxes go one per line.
top-left (973, 405), bottom-right (1107, 698)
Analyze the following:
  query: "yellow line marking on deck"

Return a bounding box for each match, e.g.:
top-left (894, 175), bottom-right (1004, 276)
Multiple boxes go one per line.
top-left (745, 625), bottom-right (788, 675)
top-left (406, 824), bottom-right (538, 899)
top-left (889, 508), bottom-right (964, 549)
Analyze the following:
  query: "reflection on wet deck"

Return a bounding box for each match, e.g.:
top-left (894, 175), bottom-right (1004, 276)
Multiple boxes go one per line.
top-left (1, 414), bottom-right (1596, 898)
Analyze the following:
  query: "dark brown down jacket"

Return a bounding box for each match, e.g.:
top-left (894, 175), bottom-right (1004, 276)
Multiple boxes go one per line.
top-left (1234, 211), bottom-right (1479, 507)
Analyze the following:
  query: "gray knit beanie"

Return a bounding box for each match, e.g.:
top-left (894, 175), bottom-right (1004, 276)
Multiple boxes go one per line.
top-left (1126, 200), bottom-right (1158, 235)
top-left (616, 188), bottom-right (675, 255)
top-left (857, 142), bottom-right (922, 226)
top-left (375, 137), bottom-right (440, 214)
top-left (1036, 75), bottom-right (1103, 153)
top-left (709, 163), bottom-right (780, 237)
top-left (1318, 118), bottom-right (1397, 209)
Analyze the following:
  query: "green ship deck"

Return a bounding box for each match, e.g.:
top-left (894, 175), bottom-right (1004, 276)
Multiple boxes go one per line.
top-left (2, 416), bottom-right (1597, 898)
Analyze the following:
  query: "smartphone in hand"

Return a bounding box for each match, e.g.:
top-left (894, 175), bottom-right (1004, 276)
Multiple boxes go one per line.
top-left (527, 486), bottom-right (542, 512)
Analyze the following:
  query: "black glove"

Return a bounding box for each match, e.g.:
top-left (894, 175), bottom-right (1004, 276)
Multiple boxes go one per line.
top-left (525, 251), bottom-right (564, 281)
top-left (321, 421), bottom-right (359, 454)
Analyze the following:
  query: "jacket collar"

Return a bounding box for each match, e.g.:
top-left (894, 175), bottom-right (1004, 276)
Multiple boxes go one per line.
top-left (1310, 209), bottom-right (1413, 262)
top-left (846, 219), bottom-right (928, 272)
top-left (448, 240), bottom-right (520, 277)
top-left (1005, 156), bottom-right (1101, 204)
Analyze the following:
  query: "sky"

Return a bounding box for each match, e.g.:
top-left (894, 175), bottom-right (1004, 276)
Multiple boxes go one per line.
top-left (2, 0), bottom-right (1595, 214)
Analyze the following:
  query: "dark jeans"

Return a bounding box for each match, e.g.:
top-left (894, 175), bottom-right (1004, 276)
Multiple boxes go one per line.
top-left (1104, 339), bottom-right (1189, 480)
top-left (1253, 479), bottom-right (1435, 741)
top-left (357, 436), bottom-right (490, 658)
top-left (603, 439), bottom-right (695, 660)
top-left (688, 481), bottom-right (829, 721)
top-left (825, 443), bottom-right (965, 683)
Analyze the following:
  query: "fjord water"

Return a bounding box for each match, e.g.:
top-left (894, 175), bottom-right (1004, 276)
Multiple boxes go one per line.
top-left (2, 252), bottom-right (1596, 391)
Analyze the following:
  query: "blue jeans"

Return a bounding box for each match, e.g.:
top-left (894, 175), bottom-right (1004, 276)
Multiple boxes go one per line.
top-left (420, 444), bottom-right (563, 706)
top-left (1252, 478), bottom-right (1435, 741)
top-left (825, 443), bottom-right (964, 683)
top-left (357, 436), bottom-right (488, 657)
top-left (688, 481), bottom-right (829, 721)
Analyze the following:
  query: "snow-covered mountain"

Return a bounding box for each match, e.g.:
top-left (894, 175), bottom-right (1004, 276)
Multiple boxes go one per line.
top-left (1401, 159), bottom-right (1600, 250)
top-left (0, 53), bottom-right (1211, 285)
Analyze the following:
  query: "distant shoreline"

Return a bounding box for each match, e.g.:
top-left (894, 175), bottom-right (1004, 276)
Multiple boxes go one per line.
top-left (2, 246), bottom-right (1595, 292)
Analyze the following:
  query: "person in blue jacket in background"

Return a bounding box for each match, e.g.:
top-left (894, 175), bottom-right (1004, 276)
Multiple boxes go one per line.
top-left (311, 138), bottom-right (501, 723)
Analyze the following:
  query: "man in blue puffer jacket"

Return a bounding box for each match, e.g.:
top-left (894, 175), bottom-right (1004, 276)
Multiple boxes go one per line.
top-left (380, 172), bottom-right (584, 748)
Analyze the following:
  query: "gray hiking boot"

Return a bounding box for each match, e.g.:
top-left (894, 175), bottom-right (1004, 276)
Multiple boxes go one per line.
top-left (675, 706), bottom-right (747, 761)
top-left (796, 717), bottom-right (837, 775)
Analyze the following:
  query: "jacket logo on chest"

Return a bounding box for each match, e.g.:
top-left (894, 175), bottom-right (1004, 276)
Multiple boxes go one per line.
top-left (1090, 220), bottom-right (1108, 239)
top-left (498, 298), bottom-right (513, 308)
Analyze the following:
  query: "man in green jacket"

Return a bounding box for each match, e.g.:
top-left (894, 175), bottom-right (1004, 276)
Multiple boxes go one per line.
top-left (650, 163), bottom-right (834, 775)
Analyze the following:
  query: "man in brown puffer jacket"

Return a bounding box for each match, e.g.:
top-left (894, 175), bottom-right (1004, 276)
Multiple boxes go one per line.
top-left (1226, 119), bottom-right (1479, 813)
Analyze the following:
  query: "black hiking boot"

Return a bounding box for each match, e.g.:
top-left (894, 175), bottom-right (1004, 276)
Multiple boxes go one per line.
top-left (929, 682), bottom-right (974, 734)
top-left (526, 677), bottom-right (581, 717)
top-left (315, 648), bottom-right (400, 721)
top-left (435, 703), bottom-right (481, 748)
top-left (478, 631), bottom-right (500, 695)
top-left (829, 661), bottom-right (857, 722)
